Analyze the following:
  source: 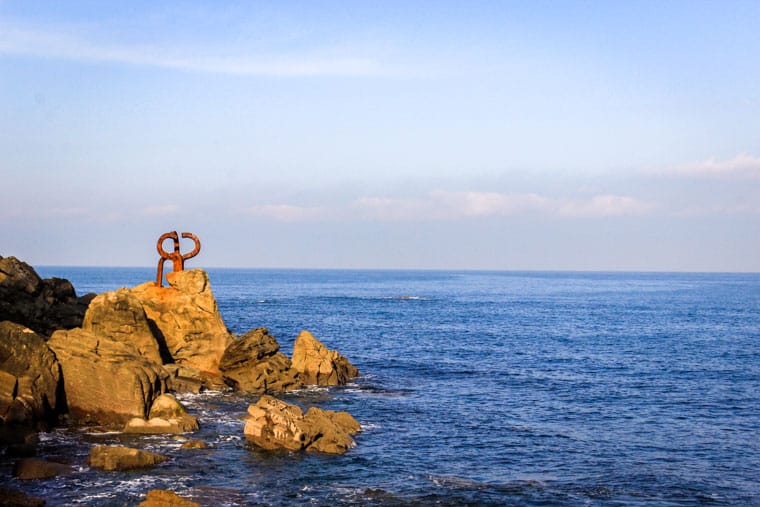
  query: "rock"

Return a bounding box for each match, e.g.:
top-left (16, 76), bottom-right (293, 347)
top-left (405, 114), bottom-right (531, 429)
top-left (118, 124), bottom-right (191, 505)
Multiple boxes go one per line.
top-left (220, 328), bottom-right (302, 393)
top-left (82, 288), bottom-right (165, 365)
top-left (291, 330), bottom-right (359, 386)
top-left (179, 439), bottom-right (207, 449)
top-left (0, 322), bottom-right (61, 425)
top-left (87, 445), bottom-right (167, 471)
top-left (139, 489), bottom-right (200, 507)
top-left (123, 394), bottom-right (199, 434)
top-left (163, 364), bottom-right (224, 393)
top-left (131, 269), bottom-right (232, 376)
top-left (0, 256), bottom-right (93, 336)
top-left (0, 487), bottom-right (46, 507)
top-left (243, 395), bottom-right (360, 454)
top-left (13, 457), bottom-right (72, 480)
top-left (48, 328), bottom-right (169, 426)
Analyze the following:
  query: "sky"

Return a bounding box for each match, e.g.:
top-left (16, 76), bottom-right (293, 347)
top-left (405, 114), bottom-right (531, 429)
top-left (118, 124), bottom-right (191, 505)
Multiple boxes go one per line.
top-left (1, 0), bottom-right (759, 271)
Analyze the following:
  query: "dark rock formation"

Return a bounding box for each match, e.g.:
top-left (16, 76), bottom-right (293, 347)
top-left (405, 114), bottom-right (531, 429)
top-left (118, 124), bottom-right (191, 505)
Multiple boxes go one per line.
top-left (13, 457), bottom-right (72, 480)
top-left (0, 487), bottom-right (46, 506)
top-left (244, 395), bottom-right (360, 454)
top-left (0, 255), bottom-right (94, 336)
top-left (87, 445), bottom-right (167, 471)
top-left (47, 328), bottom-right (169, 426)
top-left (220, 328), bottom-right (302, 393)
top-left (291, 330), bottom-right (359, 386)
top-left (0, 322), bottom-right (61, 425)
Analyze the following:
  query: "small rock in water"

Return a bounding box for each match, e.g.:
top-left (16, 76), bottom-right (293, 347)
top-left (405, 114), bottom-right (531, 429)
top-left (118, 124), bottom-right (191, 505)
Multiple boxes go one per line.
top-left (291, 330), bottom-right (359, 386)
top-left (139, 489), bottom-right (200, 507)
top-left (13, 457), bottom-right (72, 480)
top-left (0, 486), bottom-right (45, 507)
top-left (87, 445), bottom-right (167, 471)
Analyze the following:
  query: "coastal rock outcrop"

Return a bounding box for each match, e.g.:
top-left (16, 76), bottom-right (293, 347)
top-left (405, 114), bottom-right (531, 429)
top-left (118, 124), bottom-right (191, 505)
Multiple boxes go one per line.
top-left (291, 330), bottom-right (359, 386)
top-left (220, 328), bottom-right (302, 393)
top-left (87, 445), bottom-right (167, 471)
top-left (13, 457), bottom-right (72, 480)
top-left (48, 328), bottom-right (169, 425)
top-left (82, 288), bottom-right (165, 365)
top-left (0, 321), bottom-right (61, 425)
top-left (0, 255), bottom-right (93, 336)
top-left (123, 394), bottom-right (199, 434)
top-left (131, 269), bottom-right (233, 377)
top-left (243, 395), bottom-right (360, 454)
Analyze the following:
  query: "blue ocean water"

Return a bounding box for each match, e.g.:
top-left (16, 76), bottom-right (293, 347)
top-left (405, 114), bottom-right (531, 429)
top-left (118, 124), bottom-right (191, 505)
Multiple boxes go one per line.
top-left (7, 268), bottom-right (760, 506)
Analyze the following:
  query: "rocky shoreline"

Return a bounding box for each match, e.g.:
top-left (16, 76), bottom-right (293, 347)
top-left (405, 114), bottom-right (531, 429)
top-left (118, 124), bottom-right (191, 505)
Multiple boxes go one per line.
top-left (0, 255), bottom-right (361, 505)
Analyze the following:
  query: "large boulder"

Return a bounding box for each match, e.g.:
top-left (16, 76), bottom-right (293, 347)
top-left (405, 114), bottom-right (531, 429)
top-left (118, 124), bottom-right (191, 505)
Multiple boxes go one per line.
top-left (244, 395), bottom-right (360, 454)
top-left (131, 269), bottom-right (233, 377)
top-left (48, 328), bottom-right (169, 426)
top-left (123, 393), bottom-right (199, 434)
top-left (220, 328), bottom-right (302, 393)
top-left (88, 445), bottom-right (167, 471)
top-left (0, 321), bottom-right (61, 425)
top-left (0, 256), bottom-right (93, 336)
top-left (82, 288), bottom-right (165, 365)
top-left (291, 330), bottom-right (359, 386)
top-left (140, 490), bottom-right (201, 507)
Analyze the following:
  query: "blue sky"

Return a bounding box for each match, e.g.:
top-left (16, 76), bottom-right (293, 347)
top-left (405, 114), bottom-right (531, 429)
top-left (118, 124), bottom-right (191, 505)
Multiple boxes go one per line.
top-left (1, 1), bottom-right (759, 271)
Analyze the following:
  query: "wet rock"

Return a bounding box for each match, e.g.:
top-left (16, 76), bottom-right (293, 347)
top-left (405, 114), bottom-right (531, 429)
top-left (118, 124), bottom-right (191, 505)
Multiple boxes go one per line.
top-left (87, 445), bottom-right (167, 471)
top-left (13, 457), bottom-right (72, 480)
top-left (48, 328), bottom-right (169, 426)
top-left (163, 364), bottom-right (224, 393)
top-left (131, 269), bottom-right (233, 377)
top-left (243, 395), bottom-right (360, 454)
top-left (139, 489), bottom-right (200, 507)
top-left (291, 330), bottom-right (359, 386)
top-left (179, 439), bottom-right (207, 449)
top-left (0, 487), bottom-right (46, 506)
top-left (0, 322), bottom-right (61, 425)
top-left (220, 328), bottom-right (302, 393)
top-left (123, 394), bottom-right (199, 434)
top-left (0, 255), bottom-right (92, 337)
top-left (82, 288), bottom-right (165, 365)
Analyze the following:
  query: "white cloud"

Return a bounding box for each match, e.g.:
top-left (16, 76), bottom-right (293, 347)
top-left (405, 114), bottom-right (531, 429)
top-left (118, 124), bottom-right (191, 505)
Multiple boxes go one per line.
top-left (660, 153), bottom-right (760, 180)
top-left (143, 204), bottom-right (179, 216)
top-left (0, 22), bottom-right (386, 77)
top-left (352, 191), bottom-right (653, 221)
top-left (246, 204), bottom-right (326, 222)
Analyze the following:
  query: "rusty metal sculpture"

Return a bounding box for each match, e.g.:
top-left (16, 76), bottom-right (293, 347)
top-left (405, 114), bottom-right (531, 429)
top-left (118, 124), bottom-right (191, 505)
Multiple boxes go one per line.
top-left (156, 231), bottom-right (201, 287)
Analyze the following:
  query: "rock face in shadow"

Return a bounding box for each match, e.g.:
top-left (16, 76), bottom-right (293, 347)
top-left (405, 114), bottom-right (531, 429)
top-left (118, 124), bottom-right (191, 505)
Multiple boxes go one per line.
top-left (220, 328), bottom-right (302, 393)
top-left (131, 269), bottom-right (233, 377)
top-left (244, 395), bottom-right (360, 454)
top-left (13, 457), bottom-right (72, 480)
top-left (0, 321), bottom-right (61, 425)
top-left (0, 256), bottom-right (93, 336)
top-left (87, 445), bottom-right (167, 471)
top-left (291, 330), bottom-right (359, 386)
top-left (48, 328), bottom-right (169, 425)
top-left (82, 288), bottom-right (165, 365)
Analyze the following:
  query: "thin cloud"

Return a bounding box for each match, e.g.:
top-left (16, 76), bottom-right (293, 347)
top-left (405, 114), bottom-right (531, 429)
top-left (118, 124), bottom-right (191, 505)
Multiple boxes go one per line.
top-left (143, 204), bottom-right (179, 216)
top-left (246, 204), bottom-right (326, 222)
top-left (0, 22), bottom-right (386, 77)
top-left (352, 191), bottom-right (654, 221)
top-left (659, 153), bottom-right (760, 180)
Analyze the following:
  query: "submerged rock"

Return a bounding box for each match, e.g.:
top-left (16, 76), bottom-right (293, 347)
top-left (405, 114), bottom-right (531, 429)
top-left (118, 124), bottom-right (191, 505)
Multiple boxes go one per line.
top-left (48, 328), bottom-right (169, 426)
top-left (0, 255), bottom-right (93, 337)
top-left (87, 445), bottom-right (167, 471)
top-left (220, 328), bottom-right (302, 393)
top-left (0, 487), bottom-right (45, 507)
top-left (13, 457), bottom-right (72, 480)
top-left (243, 395), bottom-right (360, 454)
top-left (139, 489), bottom-right (201, 507)
top-left (123, 394), bottom-right (199, 434)
top-left (0, 322), bottom-right (61, 425)
top-left (291, 330), bottom-right (359, 386)
top-left (131, 269), bottom-right (233, 377)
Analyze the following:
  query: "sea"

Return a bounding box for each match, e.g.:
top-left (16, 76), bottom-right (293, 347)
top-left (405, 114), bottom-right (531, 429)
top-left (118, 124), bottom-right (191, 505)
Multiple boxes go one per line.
top-left (3, 268), bottom-right (759, 506)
